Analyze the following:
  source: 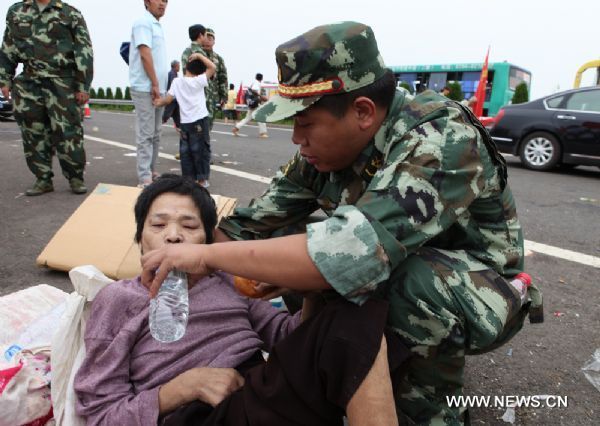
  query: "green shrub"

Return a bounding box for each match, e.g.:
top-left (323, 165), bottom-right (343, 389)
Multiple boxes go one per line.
top-left (512, 82), bottom-right (529, 104)
top-left (106, 87), bottom-right (114, 99)
top-left (115, 87), bottom-right (123, 100)
top-left (399, 82), bottom-right (413, 94)
top-left (89, 87), bottom-right (96, 99)
top-left (447, 82), bottom-right (464, 101)
top-left (124, 87), bottom-right (131, 100)
top-left (96, 87), bottom-right (105, 99)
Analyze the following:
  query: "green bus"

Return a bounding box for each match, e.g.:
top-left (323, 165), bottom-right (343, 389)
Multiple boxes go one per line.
top-left (390, 62), bottom-right (531, 116)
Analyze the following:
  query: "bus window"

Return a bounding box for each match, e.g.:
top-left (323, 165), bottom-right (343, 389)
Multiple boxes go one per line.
top-left (428, 72), bottom-right (448, 93)
top-left (397, 73), bottom-right (417, 85)
top-left (509, 67), bottom-right (531, 90)
top-left (459, 71), bottom-right (480, 100)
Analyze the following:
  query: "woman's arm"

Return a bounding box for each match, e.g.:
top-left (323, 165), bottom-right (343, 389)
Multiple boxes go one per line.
top-left (74, 337), bottom-right (162, 426)
top-left (158, 367), bottom-right (244, 411)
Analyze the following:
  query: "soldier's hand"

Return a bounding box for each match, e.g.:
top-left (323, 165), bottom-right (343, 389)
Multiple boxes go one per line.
top-left (1, 86), bottom-right (9, 100)
top-left (75, 92), bottom-right (89, 106)
top-left (141, 243), bottom-right (215, 297)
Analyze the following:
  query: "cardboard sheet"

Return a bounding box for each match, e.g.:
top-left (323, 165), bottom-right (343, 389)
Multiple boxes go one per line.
top-left (36, 183), bottom-right (237, 280)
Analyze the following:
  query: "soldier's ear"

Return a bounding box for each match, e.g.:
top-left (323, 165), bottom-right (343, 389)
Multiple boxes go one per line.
top-left (352, 96), bottom-right (377, 131)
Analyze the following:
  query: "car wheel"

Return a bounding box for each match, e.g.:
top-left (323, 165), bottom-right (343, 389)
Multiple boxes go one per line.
top-left (519, 132), bottom-right (561, 171)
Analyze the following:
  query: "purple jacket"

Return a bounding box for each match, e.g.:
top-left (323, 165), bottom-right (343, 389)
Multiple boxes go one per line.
top-left (74, 272), bottom-right (300, 425)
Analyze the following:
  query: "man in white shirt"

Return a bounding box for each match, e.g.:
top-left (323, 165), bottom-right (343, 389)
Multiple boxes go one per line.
top-left (154, 53), bottom-right (216, 188)
top-left (232, 73), bottom-right (268, 138)
top-left (129, 0), bottom-right (168, 187)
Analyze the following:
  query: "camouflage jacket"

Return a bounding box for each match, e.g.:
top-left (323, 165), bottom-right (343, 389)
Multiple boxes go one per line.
top-left (219, 90), bottom-right (524, 303)
top-left (204, 49), bottom-right (228, 116)
top-left (180, 42), bottom-right (205, 72)
top-left (0, 0), bottom-right (93, 91)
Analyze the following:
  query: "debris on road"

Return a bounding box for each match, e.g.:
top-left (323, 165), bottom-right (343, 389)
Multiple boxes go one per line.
top-left (582, 349), bottom-right (600, 392)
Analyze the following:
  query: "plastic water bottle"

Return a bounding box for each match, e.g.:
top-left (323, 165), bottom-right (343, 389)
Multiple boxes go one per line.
top-left (509, 272), bottom-right (531, 306)
top-left (149, 270), bottom-right (189, 343)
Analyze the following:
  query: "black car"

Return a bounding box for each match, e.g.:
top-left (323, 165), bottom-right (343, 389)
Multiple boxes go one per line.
top-left (0, 94), bottom-right (13, 120)
top-left (489, 86), bottom-right (600, 170)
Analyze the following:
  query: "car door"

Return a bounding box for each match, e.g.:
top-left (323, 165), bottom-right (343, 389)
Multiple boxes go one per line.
top-left (551, 88), bottom-right (600, 158)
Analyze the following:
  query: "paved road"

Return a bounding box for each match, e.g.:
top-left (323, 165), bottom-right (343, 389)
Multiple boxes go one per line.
top-left (1, 110), bottom-right (599, 424)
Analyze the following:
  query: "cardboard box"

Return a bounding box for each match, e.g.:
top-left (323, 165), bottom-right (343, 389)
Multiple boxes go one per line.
top-left (36, 183), bottom-right (237, 280)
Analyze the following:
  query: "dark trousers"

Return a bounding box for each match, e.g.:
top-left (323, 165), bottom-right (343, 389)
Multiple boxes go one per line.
top-left (163, 99), bottom-right (181, 128)
top-left (164, 298), bottom-right (411, 426)
top-left (179, 117), bottom-right (210, 181)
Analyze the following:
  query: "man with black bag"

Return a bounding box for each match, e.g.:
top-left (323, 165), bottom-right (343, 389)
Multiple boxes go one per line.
top-left (232, 73), bottom-right (268, 138)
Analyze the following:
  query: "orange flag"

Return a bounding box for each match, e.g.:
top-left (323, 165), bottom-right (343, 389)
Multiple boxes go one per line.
top-left (473, 47), bottom-right (489, 117)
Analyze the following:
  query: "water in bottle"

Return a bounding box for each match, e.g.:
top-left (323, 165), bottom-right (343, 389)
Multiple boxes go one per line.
top-left (149, 269), bottom-right (189, 343)
top-left (509, 272), bottom-right (531, 306)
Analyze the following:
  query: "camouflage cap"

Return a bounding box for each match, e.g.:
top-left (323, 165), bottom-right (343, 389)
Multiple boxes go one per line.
top-left (254, 21), bottom-right (387, 123)
top-left (206, 28), bottom-right (215, 37)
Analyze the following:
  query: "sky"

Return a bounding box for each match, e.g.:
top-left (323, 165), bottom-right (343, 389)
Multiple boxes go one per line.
top-left (1, 0), bottom-right (598, 99)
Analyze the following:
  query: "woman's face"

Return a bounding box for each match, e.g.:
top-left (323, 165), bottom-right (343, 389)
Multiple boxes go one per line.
top-left (141, 193), bottom-right (206, 254)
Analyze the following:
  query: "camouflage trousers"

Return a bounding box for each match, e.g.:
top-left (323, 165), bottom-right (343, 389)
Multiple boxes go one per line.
top-left (375, 247), bottom-right (531, 425)
top-left (12, 75), bottom-right (86, 182)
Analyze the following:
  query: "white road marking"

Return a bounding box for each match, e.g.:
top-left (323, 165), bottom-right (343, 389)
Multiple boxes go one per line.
top-left (164, 121), bottom-right (293, 133)
top-left (524, 240), bottom-right (600, 268)
top-left (86, 110), bottom-right (132, 117)
top-left (88, 109), bottom-right (291, 133)
top-left (84, 134), bottom-right (599, 268)
top-left (84, 135), bottom-right (270, 184)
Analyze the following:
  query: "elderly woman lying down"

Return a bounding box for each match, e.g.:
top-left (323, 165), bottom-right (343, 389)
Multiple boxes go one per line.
top-left (75, 174), bottom-right (398, 426)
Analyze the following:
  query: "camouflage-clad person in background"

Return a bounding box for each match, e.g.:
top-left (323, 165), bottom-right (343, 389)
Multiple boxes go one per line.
top-left (181, 24), bottom-right (206, 72)
top-left (141, 22), bottom-right (543, 425)
top-left (201, 28), bottom-right (228, 129)
top-left (0, 0), bottom-right (93, 195)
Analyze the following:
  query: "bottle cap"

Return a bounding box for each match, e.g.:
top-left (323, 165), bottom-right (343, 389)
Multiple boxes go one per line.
top-left (514, 272), bottom-right (531, 287)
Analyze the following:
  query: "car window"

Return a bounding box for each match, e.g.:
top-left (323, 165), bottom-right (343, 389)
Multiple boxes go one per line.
top-left (565, 90), bottom-right (600, 112)
top-left (546, 95), bottom-right (564, 108)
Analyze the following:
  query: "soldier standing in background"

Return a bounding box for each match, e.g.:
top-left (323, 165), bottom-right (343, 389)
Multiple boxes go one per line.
top-left (181, 24), bottom-right (206, 71)
top-left (0, 0), bottom-right (93, 196)
top-left (201, 28), bottom-right (228, 130)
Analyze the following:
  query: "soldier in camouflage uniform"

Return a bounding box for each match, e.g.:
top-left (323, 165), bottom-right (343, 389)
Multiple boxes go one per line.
top-left (201, 28), bottom-right (228, 130)
top-left (0, 0), bottom-right (93, 195)
top-left (181, 24), bottom-right (207, 73)
top-left (141, 22), bottom-right (543, 425)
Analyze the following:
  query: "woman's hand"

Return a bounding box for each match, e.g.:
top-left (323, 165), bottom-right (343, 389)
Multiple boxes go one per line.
top-left (255, 282), bottom-right (291, 300)
top-left (158, 367), bottom-right (244, 414)
top-left (141, 243), bottom-right (214, 297)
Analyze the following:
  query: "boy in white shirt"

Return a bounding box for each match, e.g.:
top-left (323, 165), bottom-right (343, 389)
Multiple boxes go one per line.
top-left (154, 53), bottom-right (216, 187)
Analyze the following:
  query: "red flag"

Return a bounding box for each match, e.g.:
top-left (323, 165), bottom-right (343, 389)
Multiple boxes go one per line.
top-left (473, 47), bottom-right (489, 117)
top-left (236, 82), bottom-right (244, 104)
